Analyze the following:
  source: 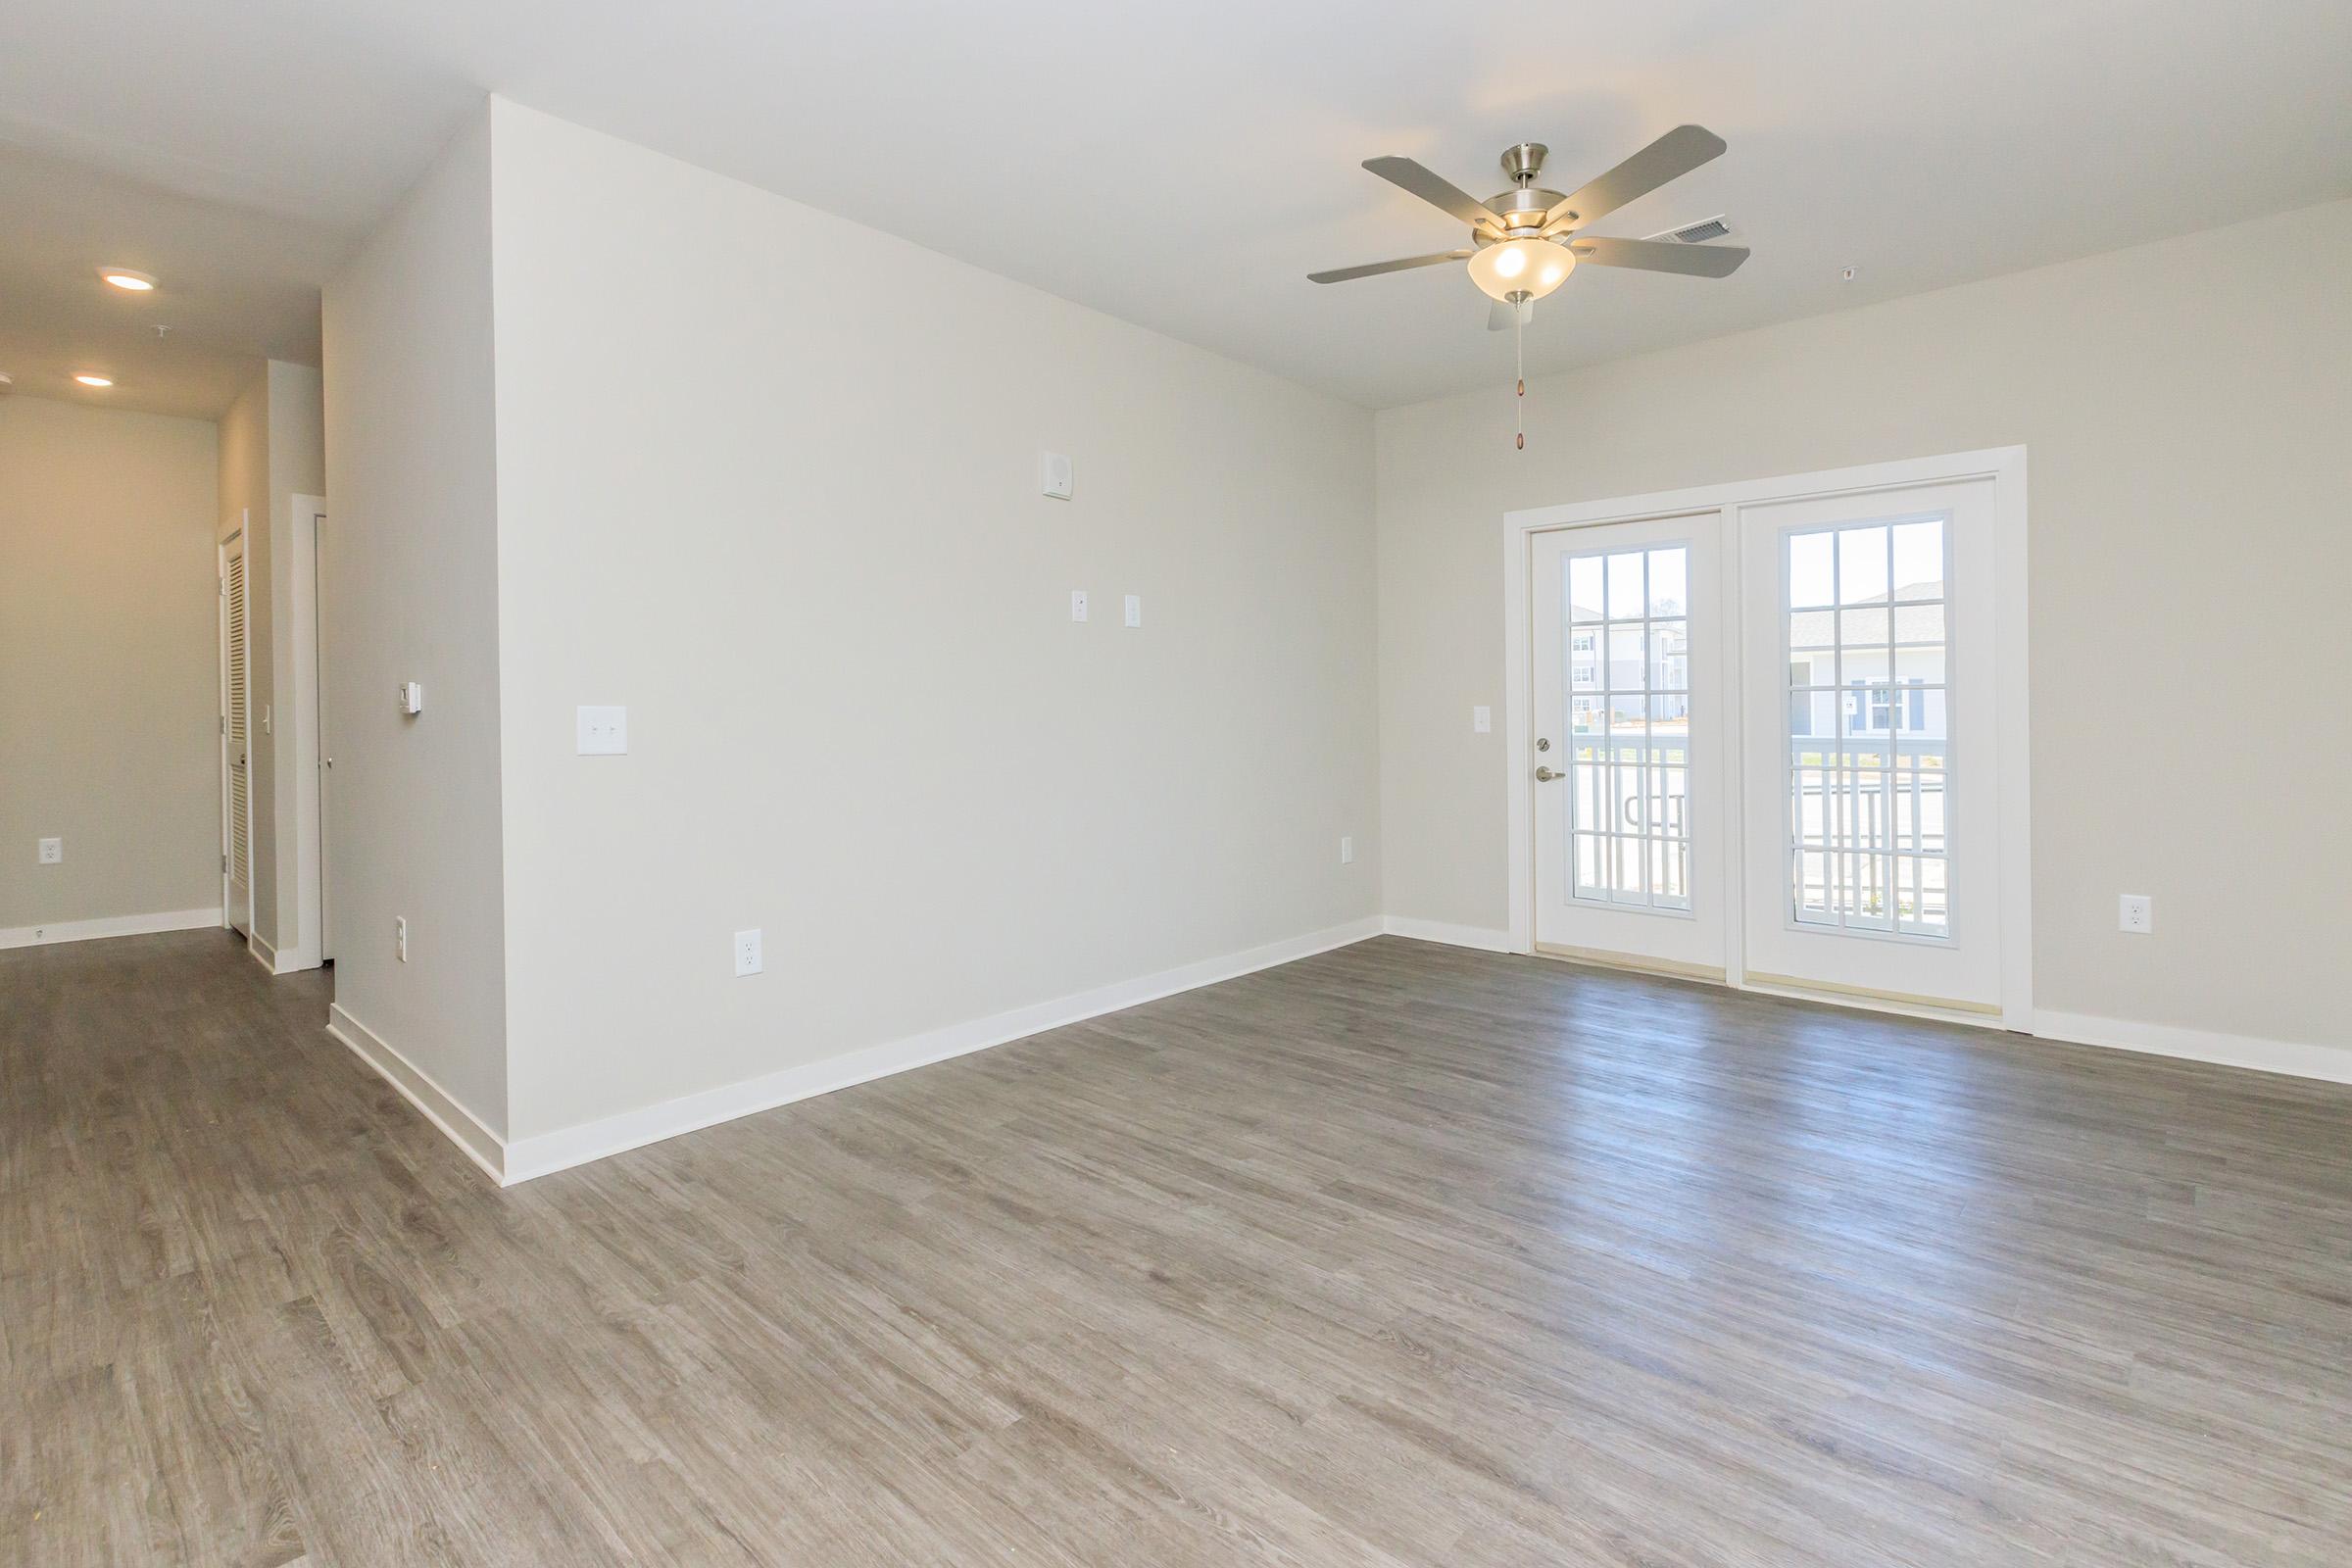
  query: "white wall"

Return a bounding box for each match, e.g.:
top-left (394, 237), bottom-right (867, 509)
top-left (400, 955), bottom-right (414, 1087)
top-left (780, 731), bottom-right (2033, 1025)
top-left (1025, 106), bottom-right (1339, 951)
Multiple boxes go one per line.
top-left (319, 114), bottom-right (509, 1132)
top-left (1376, 197), bottom-right (2352, 1058)
top-left (0, 395), bottom-right (220, 934)
top-left (483, 101), bottom-right (1380, 1141)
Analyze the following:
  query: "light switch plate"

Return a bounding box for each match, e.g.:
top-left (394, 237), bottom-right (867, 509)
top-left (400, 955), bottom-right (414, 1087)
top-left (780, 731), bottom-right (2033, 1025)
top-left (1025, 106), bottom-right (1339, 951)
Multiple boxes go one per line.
top-left (398, 681), bottom-right (424, 715)
top-left (1069, 589), bottom-right (1089, 623)
top-left (576, 705), bottom-right (628, 755)
top-left (734, 928), bottom-right (763, 976)
top-left (1040, 450), bottom-right (1073, 500)
top-left (2118, 893), bottom-right (2153, 934)
top-left (1123, 594), bottom-right (1142, 628)
top-left (1340, 835), bottom-right (1354, 864)
top-left (1473, 705), bottom-right (1492, 733)
top-left (37, 837), bottom-right (62, 864)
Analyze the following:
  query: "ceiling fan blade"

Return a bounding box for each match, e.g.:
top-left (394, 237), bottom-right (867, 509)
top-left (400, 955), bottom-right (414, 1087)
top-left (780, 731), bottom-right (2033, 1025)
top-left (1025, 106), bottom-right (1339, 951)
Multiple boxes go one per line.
top-left (1307, 249), bottom-right (1473, 284)
top-left (1568, 235), bottom-right (1749, 277)
top-left (1544, 124), bottom-right (1727, 231)
top-left (1362, 157), bottom-right (1499, 229)
top-left (1487, 299), bottom-right (1533, 331)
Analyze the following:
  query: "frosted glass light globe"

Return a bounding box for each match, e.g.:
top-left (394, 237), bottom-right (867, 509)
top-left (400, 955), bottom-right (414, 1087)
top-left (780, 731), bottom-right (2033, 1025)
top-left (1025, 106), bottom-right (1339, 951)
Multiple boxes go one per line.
top-left (1468, 236), bottom-right (1575, 303)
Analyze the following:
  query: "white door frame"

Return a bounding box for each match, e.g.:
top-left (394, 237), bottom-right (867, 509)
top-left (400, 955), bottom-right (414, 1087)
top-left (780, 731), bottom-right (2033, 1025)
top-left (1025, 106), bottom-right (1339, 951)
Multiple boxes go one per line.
top-left (286, 494), bottom-right (328, 969)
top-left (1501, 445), bottom-right (2033, 1029)
top-left (218, 524), bottom-right (253, 935)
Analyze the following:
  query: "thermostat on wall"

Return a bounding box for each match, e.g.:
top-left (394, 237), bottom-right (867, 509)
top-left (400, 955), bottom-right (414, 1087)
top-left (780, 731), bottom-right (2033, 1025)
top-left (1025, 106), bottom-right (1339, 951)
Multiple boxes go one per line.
top-left (1039, 450), bottom-right (1073, 500)
top-left (398, 681), bottom-right (424, 714)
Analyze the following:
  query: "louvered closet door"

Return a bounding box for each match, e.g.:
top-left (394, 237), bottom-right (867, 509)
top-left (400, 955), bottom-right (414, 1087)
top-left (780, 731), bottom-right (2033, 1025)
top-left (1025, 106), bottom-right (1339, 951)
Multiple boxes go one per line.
top-left (224, 535), bottom-right (252, 935)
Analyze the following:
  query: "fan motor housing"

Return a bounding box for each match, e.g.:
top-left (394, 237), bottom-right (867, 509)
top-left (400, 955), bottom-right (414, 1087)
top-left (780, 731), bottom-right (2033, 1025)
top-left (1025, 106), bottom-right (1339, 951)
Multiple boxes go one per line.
top-left (1477, 185), bottom-right (1569, 243)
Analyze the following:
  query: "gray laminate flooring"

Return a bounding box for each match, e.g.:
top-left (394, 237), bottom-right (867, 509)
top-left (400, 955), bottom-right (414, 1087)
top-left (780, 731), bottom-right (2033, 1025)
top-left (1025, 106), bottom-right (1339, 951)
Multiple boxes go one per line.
top-left (5, 929), bottom-right (2349, 1565)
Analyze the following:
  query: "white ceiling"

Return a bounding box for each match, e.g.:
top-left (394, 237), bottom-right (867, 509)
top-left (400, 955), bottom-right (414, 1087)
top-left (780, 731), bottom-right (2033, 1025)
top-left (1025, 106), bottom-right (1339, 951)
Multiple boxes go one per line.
top-left (4, 0), bottom-right (2348, 416)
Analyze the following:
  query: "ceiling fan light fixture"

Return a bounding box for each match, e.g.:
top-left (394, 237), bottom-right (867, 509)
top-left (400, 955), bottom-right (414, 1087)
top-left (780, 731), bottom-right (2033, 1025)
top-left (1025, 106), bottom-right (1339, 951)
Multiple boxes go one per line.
top-left (1468, 236), bottom-right (1573, 303)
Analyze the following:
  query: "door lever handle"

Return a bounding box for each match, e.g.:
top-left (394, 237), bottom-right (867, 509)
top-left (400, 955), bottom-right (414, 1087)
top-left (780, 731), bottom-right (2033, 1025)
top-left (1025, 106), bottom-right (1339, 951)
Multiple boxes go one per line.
top-left (1535, 765), bottom-right (1564, 782)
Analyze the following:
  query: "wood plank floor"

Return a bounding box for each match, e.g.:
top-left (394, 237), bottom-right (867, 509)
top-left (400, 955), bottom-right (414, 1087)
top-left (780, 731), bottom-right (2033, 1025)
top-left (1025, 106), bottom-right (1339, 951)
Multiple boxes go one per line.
top-left (5, 929), bottom-right (2349, 1565)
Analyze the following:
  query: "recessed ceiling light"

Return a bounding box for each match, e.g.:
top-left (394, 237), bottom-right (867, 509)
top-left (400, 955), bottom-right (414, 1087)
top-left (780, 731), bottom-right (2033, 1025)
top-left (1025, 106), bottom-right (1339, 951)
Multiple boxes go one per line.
top-left (74, 373), bottom-right (116, 388)
top-left (100, 268), bottom-right (158, 292)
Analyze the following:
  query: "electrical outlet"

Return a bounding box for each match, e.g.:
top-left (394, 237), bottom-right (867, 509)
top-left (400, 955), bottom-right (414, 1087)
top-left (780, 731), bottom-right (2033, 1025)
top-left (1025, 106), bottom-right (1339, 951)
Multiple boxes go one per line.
top-left (1472, 706), bottom-right (1492, 734)
top-left (734, 928), bottom-right (763, 977)
top-left (576, 705), bottom-right (628, 755)
top-left (395, 916), bottom-right (409, 961)
top-left (37, 837), bottom-right (62, 864)
top-left (2118, 894), bottom-right (2153, 935)
top-left (1069, 589), bottom-right (1089, 623)
top-left (1340, 836), bottom-right (1354, 865)
top-left (1123, 594), bottom-right (1143, 628)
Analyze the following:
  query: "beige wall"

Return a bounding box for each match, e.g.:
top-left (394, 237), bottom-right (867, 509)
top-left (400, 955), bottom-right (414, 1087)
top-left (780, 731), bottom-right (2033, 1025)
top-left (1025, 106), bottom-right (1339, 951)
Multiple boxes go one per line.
top-left (1376, 197), bottom-right (2352, 1055)
top-left (1, 395), bottom-right (220, 932)
top-left (320, 113), bottom-right (509, 1131)
top-left (484, 101), bottom-right (1380, 1140)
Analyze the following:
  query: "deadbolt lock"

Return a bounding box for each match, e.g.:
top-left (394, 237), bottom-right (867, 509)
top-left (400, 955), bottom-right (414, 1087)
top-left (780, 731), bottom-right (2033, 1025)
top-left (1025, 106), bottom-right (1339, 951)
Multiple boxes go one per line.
top-left (1536, 737), bottom-right (1550, 752)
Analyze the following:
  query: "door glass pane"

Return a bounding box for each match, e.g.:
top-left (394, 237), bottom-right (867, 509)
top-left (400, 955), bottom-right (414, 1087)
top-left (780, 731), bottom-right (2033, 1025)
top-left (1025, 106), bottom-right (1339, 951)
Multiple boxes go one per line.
top-left (1568, 557), bottom-right (1604, 622)
top-left (1784, 519), bottom-right (1951, 940)
top-left (1561, 542), bottom-right (1694, 914)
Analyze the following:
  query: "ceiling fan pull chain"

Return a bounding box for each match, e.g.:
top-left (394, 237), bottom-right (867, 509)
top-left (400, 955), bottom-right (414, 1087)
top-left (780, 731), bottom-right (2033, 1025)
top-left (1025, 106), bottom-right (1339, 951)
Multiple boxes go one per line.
top-left (1514, 308), bottom-right (1526, 451)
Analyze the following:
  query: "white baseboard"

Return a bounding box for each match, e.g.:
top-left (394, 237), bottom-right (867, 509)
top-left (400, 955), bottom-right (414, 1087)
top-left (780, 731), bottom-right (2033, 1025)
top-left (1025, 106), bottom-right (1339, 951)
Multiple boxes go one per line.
top-left (2032, 1010), bottom-right (2352, 1086)
top-left (324, 1003), bottom-right (509, 1184)
top-left (1377, 916), bottom-right (2351, 1087)
top-left (501, 914), bottom-right (1386, 1184)
top-left (0, 906), bottom-right (223, 952)
top-left (249, 931), bottom-right (321, 975)
top-left (1381, 916), bottom-right (1515, 953)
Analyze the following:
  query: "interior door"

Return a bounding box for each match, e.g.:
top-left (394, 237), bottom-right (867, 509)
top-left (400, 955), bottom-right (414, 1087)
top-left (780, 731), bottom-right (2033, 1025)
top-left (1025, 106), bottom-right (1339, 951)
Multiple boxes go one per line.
top-left (1738, 478), bottom-right (2002, 1009)
top-left (1531, 514), bottom-right (1728, 975)
top-left (221, 530), bottom-right (252, 936)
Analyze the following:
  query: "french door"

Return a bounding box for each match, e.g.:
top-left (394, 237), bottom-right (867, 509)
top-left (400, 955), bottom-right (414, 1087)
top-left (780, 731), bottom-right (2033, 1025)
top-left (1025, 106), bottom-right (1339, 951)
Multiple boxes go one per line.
top-left (1518, 454), bottom-right (2022, 1020)
top-left (1530, 514), bottom-right (1728, 975)
top-left (1738, 479), bottom-right (2004, 1010)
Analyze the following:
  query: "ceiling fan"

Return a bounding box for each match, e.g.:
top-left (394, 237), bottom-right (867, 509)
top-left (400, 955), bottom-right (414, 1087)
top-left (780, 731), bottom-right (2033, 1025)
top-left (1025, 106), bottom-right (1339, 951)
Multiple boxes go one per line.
top-left (1308, 125), bottom-right (1748, 329)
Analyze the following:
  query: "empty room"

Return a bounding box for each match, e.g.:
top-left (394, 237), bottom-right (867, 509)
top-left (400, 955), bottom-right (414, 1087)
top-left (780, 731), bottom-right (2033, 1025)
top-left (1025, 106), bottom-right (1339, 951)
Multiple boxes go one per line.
top-left (4, 3), bottom-right (2349, 1563)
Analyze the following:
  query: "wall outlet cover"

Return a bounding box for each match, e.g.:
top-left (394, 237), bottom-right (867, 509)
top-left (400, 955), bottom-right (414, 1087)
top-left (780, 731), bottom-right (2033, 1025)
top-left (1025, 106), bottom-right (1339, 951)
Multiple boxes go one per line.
top-left (734, 928), bottom-right (763, 976)
top-left (37, 837), bottom-right (63, 864)
top-left (2118, 893), bottom-right (2153, 934)
top-left (1069, 589), bottom-right (1089, 623)
top-left (576, 705), bottom-right (628, 755)
top-left (1123, 593), bottom-right (1142, 628)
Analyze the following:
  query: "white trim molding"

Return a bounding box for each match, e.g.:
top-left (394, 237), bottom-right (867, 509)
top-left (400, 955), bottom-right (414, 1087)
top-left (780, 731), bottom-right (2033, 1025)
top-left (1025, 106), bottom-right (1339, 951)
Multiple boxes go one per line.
top-left (1, 906), bottom-right (225, 951)
top-left (2033, 1011), bottom-right (2352, 1086)
top-left (503, 915), bottom-right (1384, 1183)
top-left (330, 916), bottom-right (1384, 1186)
top-left (248, 931), bottom-right (321, 975)
top-left (1499, 445), bottom-right (2033, 1028)
top-left (325, 1004), bottom-right (509, 1184)
top-left (1382, 916), bottom-right (1515, 953)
